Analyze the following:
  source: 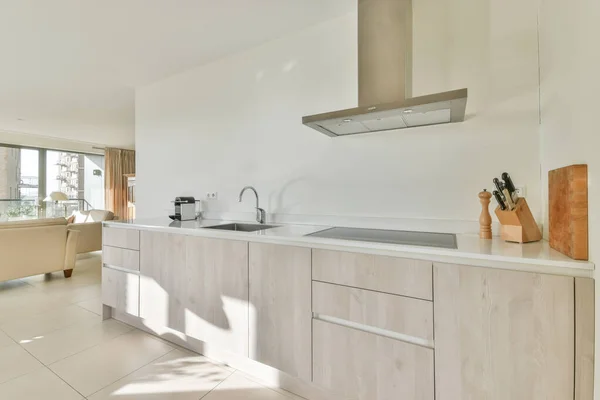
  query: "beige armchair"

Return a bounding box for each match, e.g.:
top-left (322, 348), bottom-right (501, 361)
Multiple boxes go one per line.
top-left (67, 210), bottom-right (115, 254)
top-left (0, 218), bottom-right (79, 282)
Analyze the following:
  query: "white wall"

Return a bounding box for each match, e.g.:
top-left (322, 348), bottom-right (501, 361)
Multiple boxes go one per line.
top-left (136, 0), bottom-right (541, 233)
top-left (539, 0), bottom-right (600, 259)
top-left (539, 0), bottom-right (600, 397)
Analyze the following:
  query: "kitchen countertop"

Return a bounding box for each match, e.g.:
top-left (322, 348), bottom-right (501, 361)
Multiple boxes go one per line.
top-left (104, 217), bottom-right (595, 278)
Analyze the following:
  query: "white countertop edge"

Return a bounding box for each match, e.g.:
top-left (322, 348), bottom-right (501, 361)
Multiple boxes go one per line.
top-left (103, 220), bottom-right (595, 278)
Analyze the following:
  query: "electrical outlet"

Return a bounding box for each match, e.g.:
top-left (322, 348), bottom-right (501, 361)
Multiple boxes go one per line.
top-left (515, 186), bottom-right (527, 198)
top-left (206, 192), bottom-right (218, 200)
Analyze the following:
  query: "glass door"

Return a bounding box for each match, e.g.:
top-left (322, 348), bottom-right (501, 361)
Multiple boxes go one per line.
top-left (0, 146), bottom-right (39, 220)
top-left (46, 150), bottom-right (105, 217)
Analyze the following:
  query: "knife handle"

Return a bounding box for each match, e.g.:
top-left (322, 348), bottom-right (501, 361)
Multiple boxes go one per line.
top-left (502, 172), bottom-right (514, 190)
top-left (493, 178), bottom-right (506, 200)
top-left (502, 172), bottom-right (519, 203)
top-left (493, 190), bottom-right (507, 211)
top-left (503, 188), bottom-right (515, 210)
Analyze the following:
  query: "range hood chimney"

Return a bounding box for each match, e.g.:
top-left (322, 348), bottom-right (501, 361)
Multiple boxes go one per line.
top-left (302, 0), bottom-right (468, 137)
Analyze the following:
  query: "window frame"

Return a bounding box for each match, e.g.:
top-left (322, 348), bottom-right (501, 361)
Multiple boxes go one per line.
top-left (0, 142), bottom-right (105, 209)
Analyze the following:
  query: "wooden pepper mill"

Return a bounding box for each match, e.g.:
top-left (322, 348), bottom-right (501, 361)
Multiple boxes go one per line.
top-left (479, 189), bottom-right (492, 239)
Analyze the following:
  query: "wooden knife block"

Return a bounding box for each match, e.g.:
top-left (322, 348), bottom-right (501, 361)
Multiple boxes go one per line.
top-left (495, 198), bottom-right (542, 243)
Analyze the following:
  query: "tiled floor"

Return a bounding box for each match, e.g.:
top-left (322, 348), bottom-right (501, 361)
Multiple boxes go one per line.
top-left (0, 253), bottom-right (302, 399)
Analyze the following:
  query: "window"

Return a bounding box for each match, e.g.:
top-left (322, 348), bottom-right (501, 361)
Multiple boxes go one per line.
top-left (0, 144), bottom-right (104, 219)
top-left (19, 149), bottom-right (38, 201)
top-left (46, 151), bottom-right (105, 210)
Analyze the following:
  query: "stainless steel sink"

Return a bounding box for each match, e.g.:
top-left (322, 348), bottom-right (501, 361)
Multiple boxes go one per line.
top-left (204, 223), bottom-right (278, 232)
top-left (307, 227), bottom-right (457, 249)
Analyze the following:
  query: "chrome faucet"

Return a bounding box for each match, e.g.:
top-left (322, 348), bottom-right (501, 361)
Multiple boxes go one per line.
top-left (239, 186), bottom-right (266, 224)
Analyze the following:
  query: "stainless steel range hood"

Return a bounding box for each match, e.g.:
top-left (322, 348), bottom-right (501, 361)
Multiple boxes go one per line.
top-left (302, 0), bottom-right (468, 137)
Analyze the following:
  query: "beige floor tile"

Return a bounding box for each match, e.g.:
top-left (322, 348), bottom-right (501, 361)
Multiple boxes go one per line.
top-left (0, 279), bottom-right (32, 293)
top-left (0, 329), bottom-right (15, 349)
top-left (88, 349), bottom-right (232, 400)
top-left (0, 367), bottom-right (83, 400)
top-left (0, 343), bottom-right (44, 385)
top-left (41, 283), bottom-right (102, 304)
top-left (26, 272), bottom-right (100, 289)
top-left (0, 291), bottom-right (71, 325)
top-left (0, 304), bottom-right (100, 343)
top-left (22, 319), bottom-right (133, 365)
top-left (235, 371), bottom-right (307, 400)
top-left (49, 329), bottom-right (174, 396)
top-left (23, 262), bottom-right (101, 288)
top-left (204, 372), bottom-right (298, 400)
top-left (75, 297), bottom-right (102, 315)
top-left (131, 328), bottom-right (235, 373)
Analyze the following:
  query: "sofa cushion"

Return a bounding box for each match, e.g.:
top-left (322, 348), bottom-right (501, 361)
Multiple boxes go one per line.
top-left (72, 210), bottom-right (114, 223)
top-left (88, 210), bottom-right (114, 222)
top-left (73, 211), bottom-right (89, 223)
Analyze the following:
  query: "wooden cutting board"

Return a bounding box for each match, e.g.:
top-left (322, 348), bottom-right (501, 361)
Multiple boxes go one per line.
top-left (548, 164), bottom-right (588, 260)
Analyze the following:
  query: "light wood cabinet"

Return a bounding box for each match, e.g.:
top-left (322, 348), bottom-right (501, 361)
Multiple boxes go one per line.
top-left (313, 319), bottom-right (434, 400)
top-left (434, 263), bottom-right (575, 400)
top-left (184, 236), bottom-right (249, 356)
top-left (103, 226), bottom-right (140, 250)
top-left (139, 231), bottom-right (187, 330)
top-left (312, 249), bottom-right (433, 300)
top-left (312, 281), bottom-right (433, 342)
top-left (575, 278), bottom-right (595, 400)
top-left (138, 232), bottom-right (250, 356)
top-left (249, 243), bottom-right (312, 381)
top-left (103, 246), bottom-right (140, 271)
top-left (106, 226), bottom-right (591, 400)
top-left (102, 267), bottom-right (139, 316)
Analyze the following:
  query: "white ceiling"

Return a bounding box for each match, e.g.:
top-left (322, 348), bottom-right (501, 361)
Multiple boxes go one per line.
top-left (0, 0), bottom-right (354, 148)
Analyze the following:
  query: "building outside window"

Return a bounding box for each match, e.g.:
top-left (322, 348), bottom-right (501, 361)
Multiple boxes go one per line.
top-left (0, 145), bottom-right (104, 220)
top-left (0, 147), bottom-right (20, 199)
top-left (46, 151), bottom-right (105, 209)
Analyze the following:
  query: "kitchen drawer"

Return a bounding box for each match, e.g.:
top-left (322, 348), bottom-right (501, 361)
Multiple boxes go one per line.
top-left (103, 245), bottom-right (140, 271)
top-left (313, 281), bottom-right (433, 342)
top-left (103, 226), bottom-right (140, 250)
top-left (102, 267), bottom-right (139, 316)
top-left (313, 319), bottom-right (434, 400)
top-left (312, 249), bottom-right (433, 300)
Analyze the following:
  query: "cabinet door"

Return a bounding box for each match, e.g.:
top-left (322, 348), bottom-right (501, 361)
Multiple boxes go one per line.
top-left (103, 227), bottom-right (140, 250)
top-left (185, 236), bottom-right (249, 356)
top-left (313, 249), bottom-right (433, 300)
top-left (249, 243), bottom-right (311, 380)
top-left (139, 231), bottom-right (187, 330)
top-left (103, 246), bottom-right (140, 271)
top-left (313, 319), bottom-right (434, 400)
top-left (434, 263), bottom-right (575, 400)
top-left (102, 267), bottom-right (139, 316)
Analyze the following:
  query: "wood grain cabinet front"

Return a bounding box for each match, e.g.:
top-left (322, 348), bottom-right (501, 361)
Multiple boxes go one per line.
top-left (139, 231), bottom-right (187, 330)
top-left (249, 242), bottom-right (312, 381)
top-left (138, 231), bottom-right (251, 356)
top-left (184, 236), bottom-right (249, 356)
top-left (312, 249), bottom-right (433, 300)
top-left (312, 281), bottom-right (433, 343)
top-left (313, 319), bottom-right (434, 400)
top-left (434, 263), bottom-right (575, 400)
top-left (103, 227), bottom-right (140, 250)
top-left (102, 246), bottom-right (140, 271)
top-left (102, 267), bottom-right (139, 316)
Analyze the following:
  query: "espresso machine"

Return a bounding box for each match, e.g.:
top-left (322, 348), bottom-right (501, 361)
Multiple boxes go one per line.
top-left (169, 197), bottom-right (197, 221)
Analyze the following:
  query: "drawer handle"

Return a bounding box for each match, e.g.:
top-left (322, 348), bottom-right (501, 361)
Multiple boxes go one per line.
top-left (313, 313), bottom-right (434, 349)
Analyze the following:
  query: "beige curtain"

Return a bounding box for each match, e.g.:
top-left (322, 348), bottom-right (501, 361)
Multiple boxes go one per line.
top-left (105, 148), bottom-right (135, 220)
